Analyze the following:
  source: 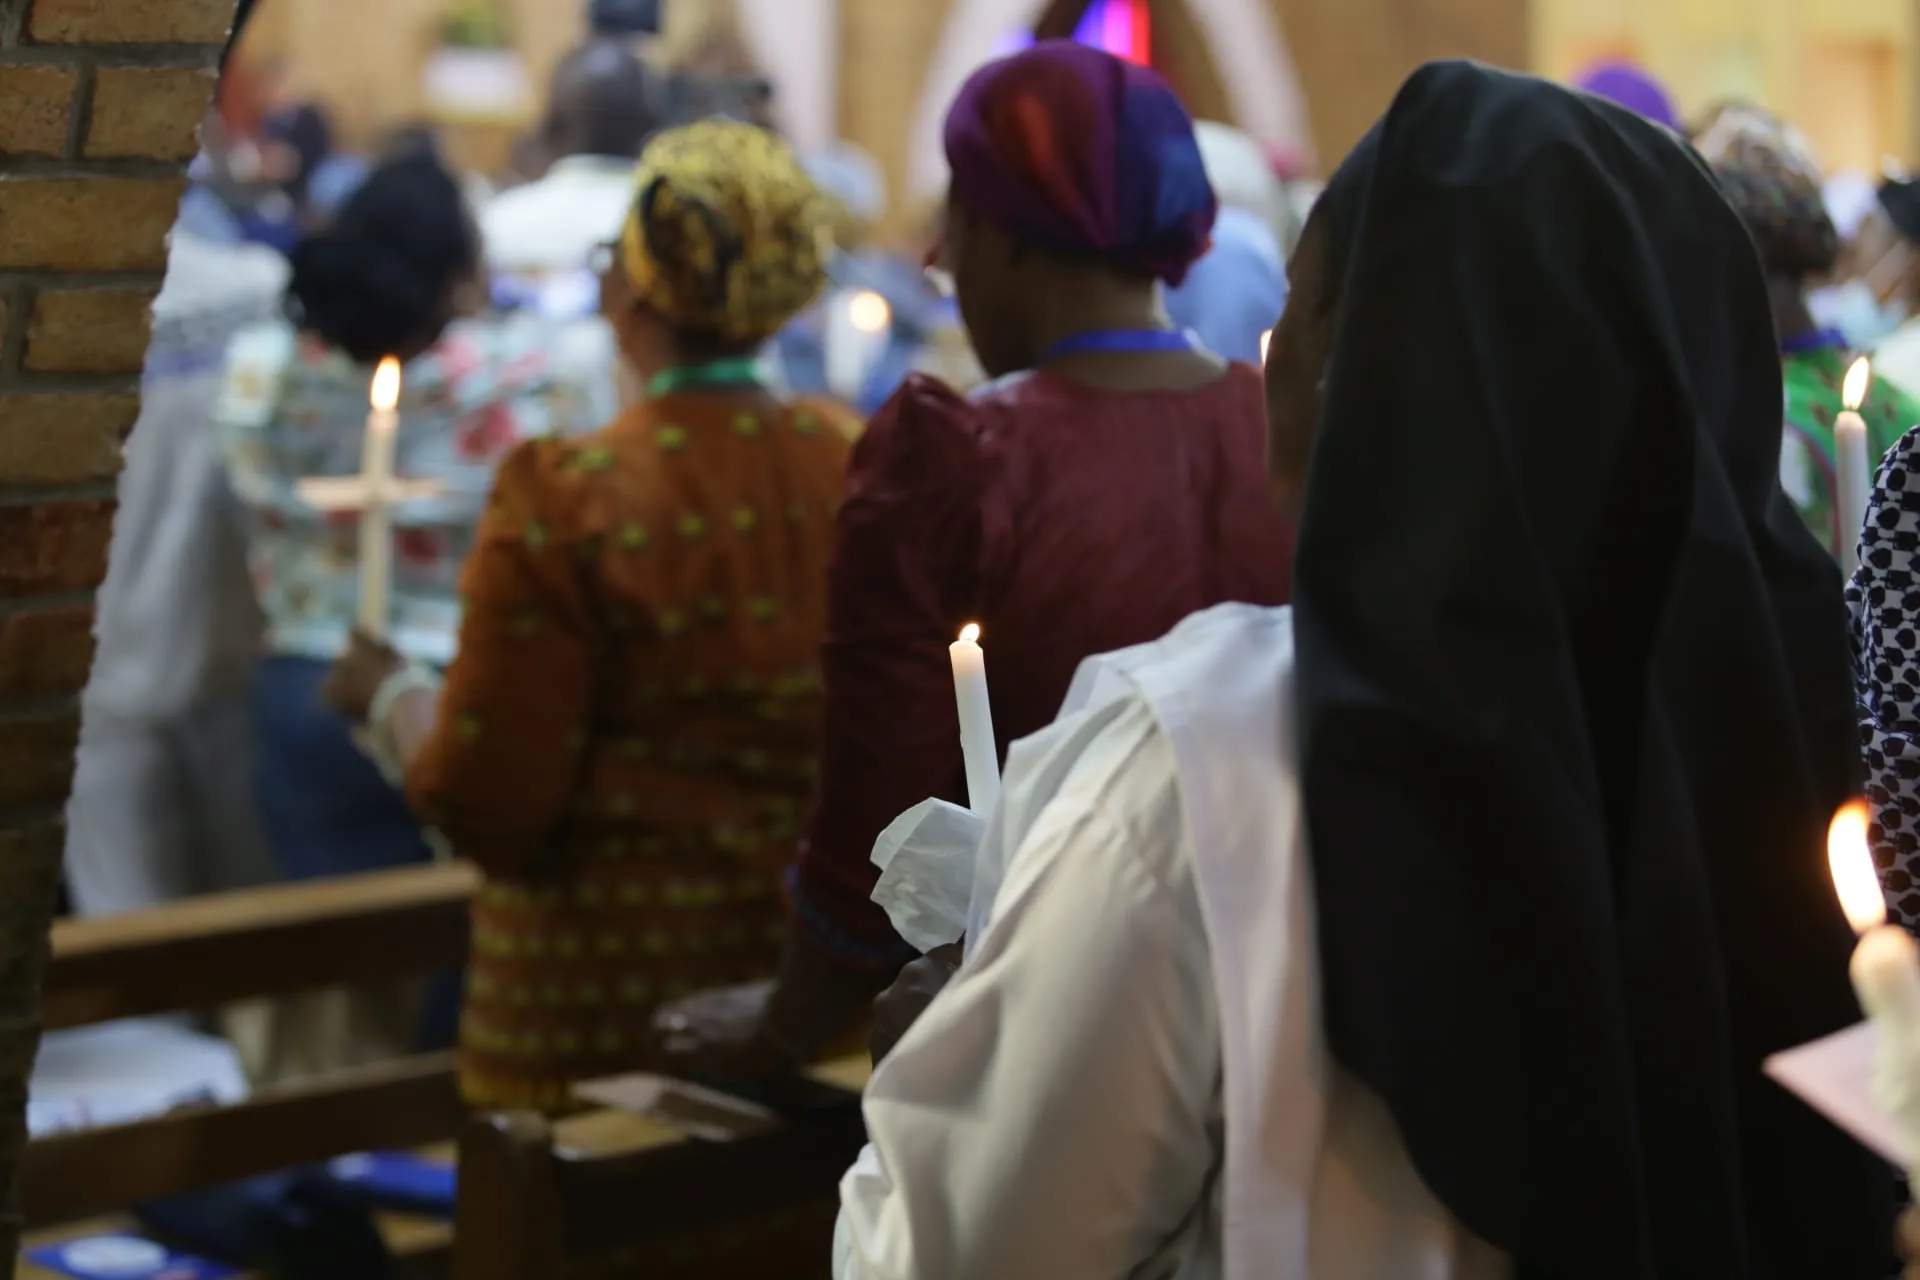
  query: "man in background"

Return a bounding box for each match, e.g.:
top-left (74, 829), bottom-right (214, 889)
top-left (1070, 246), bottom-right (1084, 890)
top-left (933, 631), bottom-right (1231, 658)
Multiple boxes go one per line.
top-left (481, 38), bottom-right (660, 281)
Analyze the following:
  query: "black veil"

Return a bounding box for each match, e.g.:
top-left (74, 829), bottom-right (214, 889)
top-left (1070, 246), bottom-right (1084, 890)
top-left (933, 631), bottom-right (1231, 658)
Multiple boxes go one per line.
top-left (1294, 61), bottom-right (1891, 1277)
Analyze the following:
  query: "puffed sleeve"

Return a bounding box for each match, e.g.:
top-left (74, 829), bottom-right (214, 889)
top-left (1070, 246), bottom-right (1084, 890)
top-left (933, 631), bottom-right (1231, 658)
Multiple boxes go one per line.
top-left (405, 438), bottom-right (600, 875)
top-left (791, 374), bottom-right (998, 964)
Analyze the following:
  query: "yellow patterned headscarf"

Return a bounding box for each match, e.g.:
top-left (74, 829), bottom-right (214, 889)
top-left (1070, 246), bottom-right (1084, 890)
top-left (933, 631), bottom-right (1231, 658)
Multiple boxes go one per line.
top-left (618, 120), bottom-right (830, 344)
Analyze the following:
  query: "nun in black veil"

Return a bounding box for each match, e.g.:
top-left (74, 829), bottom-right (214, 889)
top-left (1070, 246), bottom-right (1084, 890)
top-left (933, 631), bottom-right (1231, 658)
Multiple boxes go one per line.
top-left (833, 61), bottom-right (1892, 1280)
top-left (1288, 59), bottom-right (1892, 1279)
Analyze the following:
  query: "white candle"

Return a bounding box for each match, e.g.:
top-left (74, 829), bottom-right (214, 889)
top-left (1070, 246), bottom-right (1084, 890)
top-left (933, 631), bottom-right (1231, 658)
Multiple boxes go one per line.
top-left (949, 623), bottom-right (1000, 817)
top-left (1829, 799), bottom-right (1920, 1177)
top-left (825, 289), bottom-right (891, 403)
top-left (358, 357), bottom-right (402, 637)
top-left (1834, 356), bottom-right (1873, 578)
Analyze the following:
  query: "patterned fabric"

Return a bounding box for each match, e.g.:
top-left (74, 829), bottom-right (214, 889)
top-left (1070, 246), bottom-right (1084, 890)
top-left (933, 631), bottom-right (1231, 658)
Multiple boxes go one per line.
top-left (1849, 425), bottom-right (1920, 927)
top-left (790, 368), bottom-right (1292, 964)
top-left (944, 41), bottom-right (1216, 286)
top-left (1695, 104), bottom-right (1839, 277)
top-left (618, 121), bottom-right (830, 344)
top-left (401, 390), bottom-right (859, 1108)
top-left (1573, 62), bottom-right (1678, 130)
top-left (215, 314), bottom-right (618, 666)
top-left (1780, 344), bottom-right (1920, 557)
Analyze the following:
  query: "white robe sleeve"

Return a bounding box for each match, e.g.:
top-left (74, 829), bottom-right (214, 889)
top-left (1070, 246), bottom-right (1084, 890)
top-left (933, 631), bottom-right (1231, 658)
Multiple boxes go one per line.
top-left (835, 701), bottom-right (1221, 1280)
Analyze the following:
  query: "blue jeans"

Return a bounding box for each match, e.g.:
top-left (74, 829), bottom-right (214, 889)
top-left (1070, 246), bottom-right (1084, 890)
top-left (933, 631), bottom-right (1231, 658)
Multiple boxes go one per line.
top-left (250, 654), bottom-right (459, 1050)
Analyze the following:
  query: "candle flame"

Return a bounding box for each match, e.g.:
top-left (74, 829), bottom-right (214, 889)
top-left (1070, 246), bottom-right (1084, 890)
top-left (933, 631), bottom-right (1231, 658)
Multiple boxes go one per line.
top-left (958, 623), bottom-right (980, 645)
top-left (1829, 799), bottom-right (1886, 933)
top-left (1260, 329), bottom-right (1272, 365)
top-left (370, 358), bottom-right (402, 412)
top-left (848, 290), bottom-right (892, 335)
top-left (1844, 357), bottom-right (1872, 412)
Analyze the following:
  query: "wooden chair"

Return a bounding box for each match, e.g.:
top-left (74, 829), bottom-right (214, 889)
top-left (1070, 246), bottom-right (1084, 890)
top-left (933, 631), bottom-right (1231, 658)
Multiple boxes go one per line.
top-left (21, 863), bottom-right (478, 1273)
top-left (451, 1058), bottom-right (870, 1280)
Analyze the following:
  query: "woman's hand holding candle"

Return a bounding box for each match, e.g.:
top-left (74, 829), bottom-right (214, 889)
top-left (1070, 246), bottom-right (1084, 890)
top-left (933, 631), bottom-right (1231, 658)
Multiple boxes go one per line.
top-left (1830, 799), bottom-right (1920, 1178)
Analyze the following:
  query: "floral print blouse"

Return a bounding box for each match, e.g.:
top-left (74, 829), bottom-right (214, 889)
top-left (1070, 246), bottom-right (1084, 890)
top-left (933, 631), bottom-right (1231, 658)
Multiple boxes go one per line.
top-left (214, 314), bottom-right (619, 665)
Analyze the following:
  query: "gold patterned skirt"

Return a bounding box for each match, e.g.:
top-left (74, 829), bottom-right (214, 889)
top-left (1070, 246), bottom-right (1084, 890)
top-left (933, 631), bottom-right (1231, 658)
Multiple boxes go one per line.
top-left (459, 840), bottom-right (787, 1110)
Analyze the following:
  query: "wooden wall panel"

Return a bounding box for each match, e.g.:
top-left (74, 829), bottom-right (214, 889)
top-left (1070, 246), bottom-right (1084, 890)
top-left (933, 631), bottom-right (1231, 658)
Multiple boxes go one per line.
top-left (1264, 0), bottom-right (1530, 170)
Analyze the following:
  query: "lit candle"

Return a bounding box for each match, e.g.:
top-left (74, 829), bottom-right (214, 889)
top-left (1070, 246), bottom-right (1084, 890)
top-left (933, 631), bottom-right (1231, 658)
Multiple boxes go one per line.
top-left (1834, 357), bottom-right (1873, 578)
top-left (949, 623), bottom-right (1000, 817)
top-left (1829, 799), bottom-right (1920, 1177)
top-left (825, 289), bottom-right (891, 403)
top-left (1260, 329), bottom-right (1272, 365)
top-left (358, 357), bottom-right (402, 637)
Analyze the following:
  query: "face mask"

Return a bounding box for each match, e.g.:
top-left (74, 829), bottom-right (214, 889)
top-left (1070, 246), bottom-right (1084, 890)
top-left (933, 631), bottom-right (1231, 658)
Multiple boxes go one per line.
top-left (1810, 279), bottom-right (1911, 349)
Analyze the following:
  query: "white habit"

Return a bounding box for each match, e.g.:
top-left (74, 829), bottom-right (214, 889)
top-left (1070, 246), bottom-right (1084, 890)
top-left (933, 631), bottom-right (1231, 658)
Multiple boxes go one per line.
top-left (835, 604), bottom-right (1511, 1280)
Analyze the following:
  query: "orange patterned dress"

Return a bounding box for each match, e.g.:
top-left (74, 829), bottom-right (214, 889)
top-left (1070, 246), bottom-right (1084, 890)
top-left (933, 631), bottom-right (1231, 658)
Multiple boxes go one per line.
top-left (405, 388), bottom-right (855, 1108)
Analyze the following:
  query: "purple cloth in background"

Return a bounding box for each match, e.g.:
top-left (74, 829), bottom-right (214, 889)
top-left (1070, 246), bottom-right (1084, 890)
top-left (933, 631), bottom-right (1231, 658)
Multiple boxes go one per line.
top-left (1575, 62), bottom-right (1680, 130)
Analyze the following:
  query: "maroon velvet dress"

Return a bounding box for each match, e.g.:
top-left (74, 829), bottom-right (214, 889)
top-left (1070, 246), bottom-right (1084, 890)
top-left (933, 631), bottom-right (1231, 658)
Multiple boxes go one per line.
top-left (790, 364), bottom-right (1294, 965)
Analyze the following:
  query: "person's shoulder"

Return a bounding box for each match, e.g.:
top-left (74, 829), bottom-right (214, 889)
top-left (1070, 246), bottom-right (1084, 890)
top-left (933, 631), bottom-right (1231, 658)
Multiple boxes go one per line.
top-left (1040, 695), bottom-right (1186, 888)
top-left (223, 317), bottom-right (297, 364)
top-left (783, 394), bottom-right (864, 446)
top-left (478, 430), bottom-right (629, 549)
top-left (213, 319), bottom-right (299, 426)
top-left (851, 373), bottom-right (992, 488)
top-left (158, 233), bottom-right (289, 320)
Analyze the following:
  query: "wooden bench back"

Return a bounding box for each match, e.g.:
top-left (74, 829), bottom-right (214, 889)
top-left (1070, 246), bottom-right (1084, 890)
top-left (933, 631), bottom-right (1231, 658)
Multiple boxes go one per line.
top-left (25, 863), bottom-right (477, 1227)
top-left (43, 862), bottom-right (476, 1029)
top-left (451, 1092), bottom-right (867, 1280)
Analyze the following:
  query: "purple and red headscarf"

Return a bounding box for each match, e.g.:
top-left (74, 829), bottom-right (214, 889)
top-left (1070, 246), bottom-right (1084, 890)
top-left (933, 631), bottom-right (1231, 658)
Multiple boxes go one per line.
top-left (943, 41), bottom-right (1216, 285)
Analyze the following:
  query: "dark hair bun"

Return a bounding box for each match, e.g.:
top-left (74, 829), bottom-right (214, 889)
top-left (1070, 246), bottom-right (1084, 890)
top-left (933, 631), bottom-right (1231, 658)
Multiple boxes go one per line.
top-left (286, 155), bottom-right (477, 364)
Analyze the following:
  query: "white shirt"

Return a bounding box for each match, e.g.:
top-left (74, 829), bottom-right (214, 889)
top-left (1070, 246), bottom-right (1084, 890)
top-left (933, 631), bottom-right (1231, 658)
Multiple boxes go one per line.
top-left (836, 604), bottom-right (1511, 1280)
top-left (479, 155), bottom-right (636, 274)
top-left (86, 230), bottom-right (284, 719)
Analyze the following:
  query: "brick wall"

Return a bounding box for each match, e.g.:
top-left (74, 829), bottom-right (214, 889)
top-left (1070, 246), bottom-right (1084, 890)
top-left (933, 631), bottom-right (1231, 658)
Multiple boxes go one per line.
top-left (0, 0), bottom-right (234, 1258)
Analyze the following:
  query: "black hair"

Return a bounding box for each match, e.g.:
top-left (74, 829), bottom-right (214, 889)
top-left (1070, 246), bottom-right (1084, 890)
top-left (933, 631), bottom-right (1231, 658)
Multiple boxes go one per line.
top-left (1881, 177), bottom-right (1920, 245)
top-left (286, 155), bottom-right (478, 364)
top-left (546, 40), bottom-right (660, 160)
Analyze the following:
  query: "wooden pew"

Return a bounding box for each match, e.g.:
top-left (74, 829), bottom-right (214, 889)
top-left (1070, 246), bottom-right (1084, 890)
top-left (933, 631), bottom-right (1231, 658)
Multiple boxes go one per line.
top-left (451, 1057), bottom-right (871, 1280)
top-left (42, 861), bottom-right (477, 1030)
top-left (22, 863), bottom-right (479, 1270)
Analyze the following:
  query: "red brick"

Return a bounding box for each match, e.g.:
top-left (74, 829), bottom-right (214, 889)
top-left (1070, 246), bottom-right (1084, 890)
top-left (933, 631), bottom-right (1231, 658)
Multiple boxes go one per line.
top-left (0, 394), bottom-right (136, 484)
top-left (0, 608), bottom-right (94, 701)
top-left (0, 500), bottom-right (115, 596)
top-left (0, 715), bottom-right (78, 810)
top-left (28, 0), bottom-right (235, 44)
top-left (0, 177), bottom-right (183, 272)
top-left (24, 289), bottom-right (155, 374)
top-left (0, 66), bottom-right (76, 159)
top-left (85, 66), bottom-right (212, 162)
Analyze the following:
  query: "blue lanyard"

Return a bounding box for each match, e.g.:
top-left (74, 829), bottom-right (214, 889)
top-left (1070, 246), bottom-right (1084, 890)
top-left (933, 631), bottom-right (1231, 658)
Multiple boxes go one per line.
top-left (1780, 327), bottom-right (1850, 356)
top-left (1037, 327), bottom-right (1199, 365)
